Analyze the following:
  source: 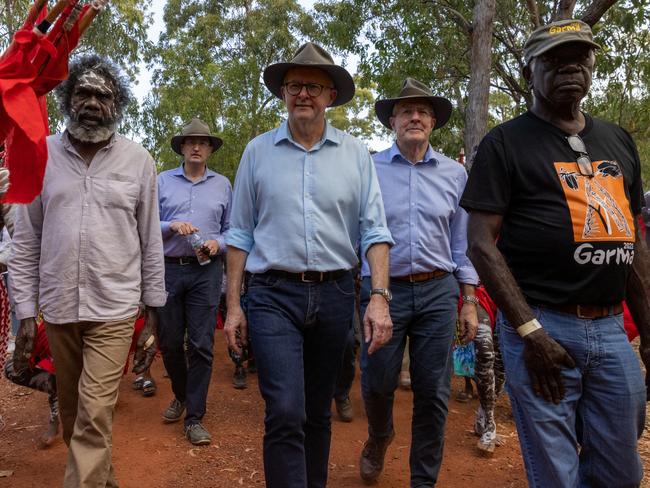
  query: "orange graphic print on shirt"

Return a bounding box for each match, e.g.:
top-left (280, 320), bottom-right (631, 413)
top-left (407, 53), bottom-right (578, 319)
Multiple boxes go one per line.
top-left (554, 160), bottom-right (634, 243)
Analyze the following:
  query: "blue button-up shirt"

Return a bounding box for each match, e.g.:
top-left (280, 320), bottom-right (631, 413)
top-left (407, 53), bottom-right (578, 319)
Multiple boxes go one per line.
top-left (158, 164), bottom-right (232, 257)
top-left (227, 121), bottom-right (393, 273)
top-left (361, 143), bottom-right (478, 284)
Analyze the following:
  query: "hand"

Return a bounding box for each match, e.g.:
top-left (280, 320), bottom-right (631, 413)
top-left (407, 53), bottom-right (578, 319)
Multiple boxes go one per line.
top-left (523, 327), bottom-right (576, 404)
top-left (132, 307), bottom-right (158, 375)
top-left (363, 295), bottom-right (393, 355)
top-left (458, 303), bottom-right (478, 344)
top-left (0, 167), bottom-right (10, 196)
top-left (224, 304), bottom-right (248, 356)
top-left (169, 221), bottom-right (198, 236)
top-left (639, 341), bottom-right (650, 401)
top-left (13, 317), bottom-right (37, 376)
top-left (201, 239), bottom-right (219, 257)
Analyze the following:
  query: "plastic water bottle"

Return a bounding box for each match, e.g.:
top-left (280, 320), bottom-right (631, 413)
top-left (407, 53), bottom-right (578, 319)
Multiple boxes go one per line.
top-left (187, 232), bottom-right (211, 266)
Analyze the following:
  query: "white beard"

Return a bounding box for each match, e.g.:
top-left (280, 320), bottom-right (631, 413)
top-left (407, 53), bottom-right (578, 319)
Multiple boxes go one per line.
top-left (66, 119), bottom-right (116, 143)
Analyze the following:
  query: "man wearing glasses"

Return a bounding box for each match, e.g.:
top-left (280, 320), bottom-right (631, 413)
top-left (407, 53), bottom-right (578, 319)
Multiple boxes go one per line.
top-left (157, 118), bottom-right (231, 446)
top-left (224, 42), bottom-right (393, 488)
top-left (358, 78), bottom-right (479, 486)
top-left (461, 19), bottom-right (650, 487)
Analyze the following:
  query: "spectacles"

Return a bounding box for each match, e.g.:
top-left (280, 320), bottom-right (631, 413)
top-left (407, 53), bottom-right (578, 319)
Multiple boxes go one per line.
top-left (283, 82), bottom-right (333, 97)
top-left (566, 135), bottom-right (594, 177)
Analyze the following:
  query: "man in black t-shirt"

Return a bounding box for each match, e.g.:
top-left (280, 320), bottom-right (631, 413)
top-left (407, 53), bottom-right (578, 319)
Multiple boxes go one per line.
top-left (461, 19), bottom-right (650, 488)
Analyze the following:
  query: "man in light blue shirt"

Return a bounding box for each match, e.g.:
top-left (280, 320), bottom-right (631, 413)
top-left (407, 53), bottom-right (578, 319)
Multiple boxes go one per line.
top-left (224, 43), bottom-right (394, 488)
top-left (156, 118), bottom-right (231, 446)
top-left (358, 78), bottom-right (479, 487)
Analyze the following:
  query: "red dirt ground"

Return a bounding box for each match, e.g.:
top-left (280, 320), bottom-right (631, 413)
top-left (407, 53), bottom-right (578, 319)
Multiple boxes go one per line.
top-left (0, 335), bottom-right (648, 487)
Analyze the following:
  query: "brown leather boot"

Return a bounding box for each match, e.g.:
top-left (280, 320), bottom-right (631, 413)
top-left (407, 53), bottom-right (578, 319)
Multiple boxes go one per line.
top-left (359, 430), bottom-right (395, 484)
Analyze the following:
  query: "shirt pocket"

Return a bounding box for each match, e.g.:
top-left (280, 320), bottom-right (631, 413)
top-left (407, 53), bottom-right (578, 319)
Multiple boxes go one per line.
top-left (94, 176), bottom-right (139, 211)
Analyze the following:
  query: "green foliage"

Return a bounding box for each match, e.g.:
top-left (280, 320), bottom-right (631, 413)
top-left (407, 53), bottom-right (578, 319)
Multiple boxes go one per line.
top-left (0, 1), bottom-right (151, 134)
top-left (139, 0), bottom-right (308, 180)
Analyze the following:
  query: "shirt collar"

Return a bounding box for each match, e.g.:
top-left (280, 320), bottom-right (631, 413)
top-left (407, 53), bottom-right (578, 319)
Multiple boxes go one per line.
top-left (172, 163), bottom-right (216, 182)
top-left (274, 120), bottom-right (341, 148)
top-left (389, 142), bottom-right (438, 166)
top-left (61, 130), bottom-right (118, 154)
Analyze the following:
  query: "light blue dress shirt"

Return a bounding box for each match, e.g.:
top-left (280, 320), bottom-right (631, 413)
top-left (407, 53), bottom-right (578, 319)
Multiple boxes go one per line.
top-left (158, 164), bottom-right (232, 257)
top-left (361, 143), bottom-right (478, 285)
top-left (227, 121), bottom-right (393, 273)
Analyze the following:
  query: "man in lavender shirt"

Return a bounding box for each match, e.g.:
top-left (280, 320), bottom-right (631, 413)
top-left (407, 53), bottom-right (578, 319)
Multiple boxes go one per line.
top-left (157, 118), bottom-right (231, 446)
top-left (359, 78), bottom-right (479, 487)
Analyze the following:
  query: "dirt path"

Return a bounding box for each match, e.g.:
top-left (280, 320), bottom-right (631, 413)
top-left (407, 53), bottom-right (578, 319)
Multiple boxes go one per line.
top-left (0, 335), bottom-right (647, 487)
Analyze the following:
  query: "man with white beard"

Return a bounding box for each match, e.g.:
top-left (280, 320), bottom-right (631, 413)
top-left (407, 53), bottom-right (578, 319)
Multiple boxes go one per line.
top-left (9, 54), bottom-right (165, 488)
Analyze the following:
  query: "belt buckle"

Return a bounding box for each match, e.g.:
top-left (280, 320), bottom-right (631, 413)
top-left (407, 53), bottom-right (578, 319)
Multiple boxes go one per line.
top-left (179, 256), bottom-right (191, 266)
top-left (409, 274), bottom-right (416, 283)
top-left (576, 305), bottom-right (590, 319)
top-left (300, 271), bottom-right (323, 283)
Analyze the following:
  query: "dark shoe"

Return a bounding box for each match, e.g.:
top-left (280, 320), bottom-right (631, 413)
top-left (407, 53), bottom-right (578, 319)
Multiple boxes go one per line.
top-left (233, 365), bottom-right (247, 390)
top-left (185, 423), bottom-right (211, 445)
top-left (162, 398), bottom-right (185, 423)
top-left (335, 396), bottom-right (353, 422)
top-left (359, 431), bottom-right (395, 484)
top-left (38, 416), bottom-right (59, 449)
top-left (247, 358), bottom-right (257, 374)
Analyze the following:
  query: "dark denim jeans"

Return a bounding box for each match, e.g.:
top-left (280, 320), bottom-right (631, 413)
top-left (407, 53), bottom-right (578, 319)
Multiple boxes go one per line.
top-left (360, 274), bottom-right (459, 488)
top-left (498, 308), bottom-right (645, 488)
top-left (247, 272), bottom-right (355, 488)
top-left (157, 258), bottom-right (222, 426)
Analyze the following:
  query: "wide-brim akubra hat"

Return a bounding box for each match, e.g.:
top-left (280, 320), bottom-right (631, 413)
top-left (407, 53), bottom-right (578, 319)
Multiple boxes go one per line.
top-left (171, 117), bottom-right (223, 155)
top-left (375, 78), bottom-right (453, 130)
top-left (263, 42), bottom-right (355, 107)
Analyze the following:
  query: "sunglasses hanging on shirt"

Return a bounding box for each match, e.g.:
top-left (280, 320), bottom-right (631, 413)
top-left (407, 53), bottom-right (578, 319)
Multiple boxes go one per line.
top-left (566, 135), bottom-right (594, 177)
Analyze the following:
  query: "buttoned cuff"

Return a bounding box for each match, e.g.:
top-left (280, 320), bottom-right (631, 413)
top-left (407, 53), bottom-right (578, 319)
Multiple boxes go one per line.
top-left (226, 228), bottom-right (254, 253)
top-left (160, 221), bottom-right (174, 238)
top-left (216, 235), bottom-right (227, 255)
top-left (141, 290), bottom-right (168, 308)
top-left (15, 301), bottom-right (38, 321)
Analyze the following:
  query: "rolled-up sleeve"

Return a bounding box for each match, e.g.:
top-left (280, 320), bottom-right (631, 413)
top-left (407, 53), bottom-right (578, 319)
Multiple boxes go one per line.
top-left (226, 145), bottom-right (256, 253)
top-left (9, 197), bottom-right (44, 320)
top-left (358, 149), bottom-right (394, 256)
top-left (451, 173), bottom-right (479, 285)
top-left (138, 156), bottom-right (167, 307)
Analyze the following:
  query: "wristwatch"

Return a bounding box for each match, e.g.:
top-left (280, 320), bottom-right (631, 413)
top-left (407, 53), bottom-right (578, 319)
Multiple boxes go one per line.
top-left (371, 288), bottom-right (392, 303)
top-left (462, 295), bottom-right (479, 306)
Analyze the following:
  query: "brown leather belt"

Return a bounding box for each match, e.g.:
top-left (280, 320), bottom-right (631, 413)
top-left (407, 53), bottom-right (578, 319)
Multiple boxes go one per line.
top-left (265, 269), bottom-right (349, 283)
top-left (393, 270), bottom-right (449, 283)
top-left (535, 302), bottom-right (623, 319)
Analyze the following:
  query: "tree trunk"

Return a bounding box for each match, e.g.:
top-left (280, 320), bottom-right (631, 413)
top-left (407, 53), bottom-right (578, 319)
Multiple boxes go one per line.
top-left (4, 0), bottom-right (15, 40)
top-left (464, 0), bottom-right (496, 169)
top-left (581, 0), bottom-right (618, 26)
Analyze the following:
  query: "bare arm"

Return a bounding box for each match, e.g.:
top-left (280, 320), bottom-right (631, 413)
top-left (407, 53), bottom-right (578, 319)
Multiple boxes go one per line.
top-left (623, 219), bottom-right (650, 398)
top-left (223, 246), bottom-right (249, 355)
top-left (458, 283), bottom-right (478, 344)
top-left (363, 242), bottom-right (392, 354)
top-left (467, 210), bottom-right (575, 403)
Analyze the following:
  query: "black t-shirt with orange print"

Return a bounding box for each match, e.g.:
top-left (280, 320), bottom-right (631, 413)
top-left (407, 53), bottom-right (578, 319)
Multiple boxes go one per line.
top-left (461, 111), bottom-right (643, 306)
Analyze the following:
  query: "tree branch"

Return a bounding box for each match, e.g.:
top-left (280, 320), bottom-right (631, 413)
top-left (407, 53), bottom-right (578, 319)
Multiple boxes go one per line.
top-left (557, 0), bottom-right (576, 19)
top-left (422, 0), bottom-right (472, 34)
top-left (581, 0), bottom-right (618, 26)
top-left (524, 0), bottom-right (541, 28)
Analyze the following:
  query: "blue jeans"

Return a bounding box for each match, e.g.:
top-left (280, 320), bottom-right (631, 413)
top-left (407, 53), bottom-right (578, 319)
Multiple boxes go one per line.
top-left (498, 308), bottom-right (646, 488)
top-left (247, 272), bottom-right (355, 488)
top-left (157, 258), bottom-right (222, 426)
top-left (360, 274), bottom-right (459, 488)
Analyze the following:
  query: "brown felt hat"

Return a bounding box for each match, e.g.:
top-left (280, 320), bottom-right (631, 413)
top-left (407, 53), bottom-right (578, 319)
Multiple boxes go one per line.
top-left (170, 118), bottom-right (223, 155)
top-left (524, 19), bottom-right (600, 65)
top-left (263, 42), bottom-right (355, 107)
top-left (375, 78), bottom-right (453, 130)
